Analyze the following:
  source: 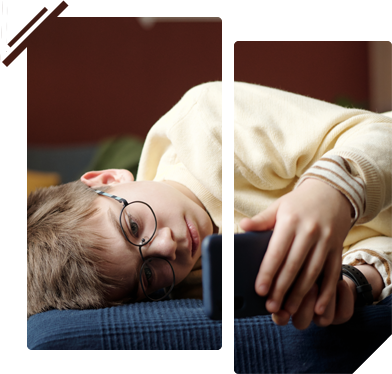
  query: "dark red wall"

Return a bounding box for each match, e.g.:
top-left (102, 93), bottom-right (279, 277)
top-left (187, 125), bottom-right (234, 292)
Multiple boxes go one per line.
top-left (0, 0), bottom-right (369, 144)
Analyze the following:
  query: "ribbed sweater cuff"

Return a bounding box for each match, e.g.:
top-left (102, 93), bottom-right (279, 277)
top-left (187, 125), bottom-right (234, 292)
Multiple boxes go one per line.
top-left (342, 247), bottom-right (392, 302)
top-left (323, 147), bottom-right (385, 223)
top-left (295, 155), bottom-right (366, 225)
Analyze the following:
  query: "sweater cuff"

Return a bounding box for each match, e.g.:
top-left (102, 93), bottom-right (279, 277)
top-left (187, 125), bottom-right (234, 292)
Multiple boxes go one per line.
top-left (295, 155), bottom-right (366, 225)
top-left (342, 247), bottom-right (392, 302)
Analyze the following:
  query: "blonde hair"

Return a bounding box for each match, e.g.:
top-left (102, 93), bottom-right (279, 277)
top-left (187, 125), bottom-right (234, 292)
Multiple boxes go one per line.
top-left (27, 180), bottom-right (131, 318)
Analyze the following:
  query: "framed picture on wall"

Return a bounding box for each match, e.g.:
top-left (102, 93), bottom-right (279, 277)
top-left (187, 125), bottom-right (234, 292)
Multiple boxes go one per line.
top-left (137, 0), bottom-right (268, 27)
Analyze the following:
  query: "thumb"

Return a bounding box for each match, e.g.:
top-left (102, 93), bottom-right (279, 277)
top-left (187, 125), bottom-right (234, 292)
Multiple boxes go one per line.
top-left (239, 200), bottom-right (280, 232)
top-left (332, 280), bottom-right (354, 325)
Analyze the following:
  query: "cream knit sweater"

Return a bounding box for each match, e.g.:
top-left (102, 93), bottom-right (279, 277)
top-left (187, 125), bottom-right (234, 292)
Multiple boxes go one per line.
top-left (137, 81), bottom-right (392, 300)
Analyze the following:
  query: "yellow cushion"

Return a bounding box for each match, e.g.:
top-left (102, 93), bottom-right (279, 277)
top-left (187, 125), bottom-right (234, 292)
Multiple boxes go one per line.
top-left (0, 160), bottom-right (60, 229)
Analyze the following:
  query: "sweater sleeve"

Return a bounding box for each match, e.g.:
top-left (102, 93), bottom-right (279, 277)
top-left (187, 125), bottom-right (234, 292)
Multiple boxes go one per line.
top-left (342, 236), bottom-right (392, 301)
top-left (295, 155), bottom-right (366, 225)
top-left (234, 82), bottom-right (392, 229)
top-left (340, 112), bottom-right (392, 300)
top-left (234, 82), bottom-right (392, 299)
top-left (321, 117), bottom-right (392, 224)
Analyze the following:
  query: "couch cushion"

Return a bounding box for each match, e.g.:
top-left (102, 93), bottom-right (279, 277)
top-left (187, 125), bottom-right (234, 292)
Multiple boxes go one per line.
top-left (0, 296), bottom-right (392, 374)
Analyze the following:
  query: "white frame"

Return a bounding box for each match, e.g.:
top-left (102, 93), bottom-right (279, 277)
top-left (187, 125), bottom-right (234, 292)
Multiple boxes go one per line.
top-left (137, 0), bottom-right (268, 27)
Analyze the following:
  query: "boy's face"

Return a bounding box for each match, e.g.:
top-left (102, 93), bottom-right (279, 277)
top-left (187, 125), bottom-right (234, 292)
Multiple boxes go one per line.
top-left (82, 170), bottom-right (213, 301)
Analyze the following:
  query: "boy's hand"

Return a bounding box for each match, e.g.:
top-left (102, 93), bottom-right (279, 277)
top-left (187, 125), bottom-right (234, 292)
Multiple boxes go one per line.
top-left (272, 264), bottom-right (383, 330)
top-left (272, 279), bottom-right (355, 330)
top-left (239, 178), bottom-right (353, 317)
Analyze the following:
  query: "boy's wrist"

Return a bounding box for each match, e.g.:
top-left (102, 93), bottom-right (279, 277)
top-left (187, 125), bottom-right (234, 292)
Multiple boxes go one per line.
top-left (354, 264), bottom-right (383, 301)
top-left (342, 264), bottom-right (383, 303)
top-left (296, 155), bottom-right (366, 224)
top-left (300, 178), bottom-right (353, 221)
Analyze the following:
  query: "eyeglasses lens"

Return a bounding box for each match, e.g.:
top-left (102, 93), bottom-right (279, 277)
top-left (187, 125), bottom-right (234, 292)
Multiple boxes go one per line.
top-left (140, 258), bottom-right (175, 301)
top-left (121, 202), bottom-right (156, 246)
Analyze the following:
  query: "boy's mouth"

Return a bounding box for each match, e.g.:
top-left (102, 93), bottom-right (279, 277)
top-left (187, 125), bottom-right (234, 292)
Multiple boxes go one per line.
top-left (185, 218), bottom-right (200, 257)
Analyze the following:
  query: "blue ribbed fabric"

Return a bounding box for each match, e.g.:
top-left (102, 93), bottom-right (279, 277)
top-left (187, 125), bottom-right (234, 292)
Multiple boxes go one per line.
top-left (0, 297), bottom-right (392, 374)
top-left (96, 300), bottom-right (284, 374)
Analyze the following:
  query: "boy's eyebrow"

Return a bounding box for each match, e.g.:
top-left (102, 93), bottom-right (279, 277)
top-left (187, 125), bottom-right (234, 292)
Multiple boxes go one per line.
top-left (107, 207), bottom-right (140, 301)
top-left (108, 207), bottom-right (127, 242)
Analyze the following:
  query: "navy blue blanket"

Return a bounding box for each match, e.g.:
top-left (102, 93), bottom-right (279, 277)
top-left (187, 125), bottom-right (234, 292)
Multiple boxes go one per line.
top-left (0, 297), bottom-right (392, 374)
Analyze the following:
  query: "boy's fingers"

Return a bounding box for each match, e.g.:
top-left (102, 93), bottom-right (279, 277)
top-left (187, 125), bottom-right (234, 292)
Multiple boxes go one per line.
top-left (292, 284), bottom-right (318, 330)
top-left (239, 200), bottom-right (280, 232)
top-left (332, 280), bottom-right (354, 325)
top-left (255, 221), bottom-right (295, 299)
top-left (266, 233), bottom-right (315, 313)
top-left (284, 239), bottom-right (340, 316)
top-left (313, 288), bottom-right (336, 327)
top-left (271, 310), bottom-right (291, 326)
top-left (278, 247), bottom-right (321, 315)
top-left (315, 251), bottom-right (342, 315)
top-left (280, 243), bottom-right (323, 315)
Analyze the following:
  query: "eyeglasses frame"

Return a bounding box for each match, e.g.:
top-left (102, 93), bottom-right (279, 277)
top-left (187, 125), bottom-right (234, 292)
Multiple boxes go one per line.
top-left (93, 189), bottom-right (175, 301)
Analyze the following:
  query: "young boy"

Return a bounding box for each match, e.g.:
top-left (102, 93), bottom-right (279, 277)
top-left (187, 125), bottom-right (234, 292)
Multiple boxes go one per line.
top-left (0, 82), bottom-right (392, 328)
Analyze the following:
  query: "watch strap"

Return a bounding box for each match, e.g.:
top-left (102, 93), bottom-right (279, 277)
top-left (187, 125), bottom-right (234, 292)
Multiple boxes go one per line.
top-left (342, 264), bottom-right (373, 307)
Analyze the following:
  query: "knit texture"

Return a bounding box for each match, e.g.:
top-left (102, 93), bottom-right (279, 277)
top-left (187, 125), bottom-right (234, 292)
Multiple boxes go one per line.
top-left (0, 297), bottom-right (392, 374)
top-left (137, 81), bottom-right (391, 299)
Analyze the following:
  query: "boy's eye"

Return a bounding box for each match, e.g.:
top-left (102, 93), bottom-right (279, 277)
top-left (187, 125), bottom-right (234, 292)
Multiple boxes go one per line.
top-left (130, 220), bottom-right (139, 237)
top-left (126, 212), bottom-right (140, 238)
top-left (143, 266), bottom-right (153, 286)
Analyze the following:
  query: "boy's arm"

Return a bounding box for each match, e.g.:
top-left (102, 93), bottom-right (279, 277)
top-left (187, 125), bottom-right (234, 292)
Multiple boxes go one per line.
top-left (241, 151), bottom-right (391, 318)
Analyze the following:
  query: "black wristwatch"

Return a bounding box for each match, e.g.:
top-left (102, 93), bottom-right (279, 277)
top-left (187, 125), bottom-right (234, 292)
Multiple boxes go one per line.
top-left (342, 264), bottom-right (373, 307)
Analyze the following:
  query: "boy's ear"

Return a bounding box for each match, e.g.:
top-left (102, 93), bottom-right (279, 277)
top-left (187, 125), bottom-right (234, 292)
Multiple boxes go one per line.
top-left (80, 169), bottom-right (134, 188)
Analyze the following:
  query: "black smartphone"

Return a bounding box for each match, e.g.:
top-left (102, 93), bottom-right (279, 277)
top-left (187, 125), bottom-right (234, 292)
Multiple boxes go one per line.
top-left (201, 231), bottom-right (272, 319)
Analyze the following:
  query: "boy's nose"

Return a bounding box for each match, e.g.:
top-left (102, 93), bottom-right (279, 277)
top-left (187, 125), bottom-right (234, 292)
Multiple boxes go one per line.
top-left (145, 227), bottom-right (177, 261)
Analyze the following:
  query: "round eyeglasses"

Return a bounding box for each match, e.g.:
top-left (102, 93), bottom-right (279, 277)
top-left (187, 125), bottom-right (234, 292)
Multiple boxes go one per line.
top-left (94, 189), bottom-right (175, 301)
